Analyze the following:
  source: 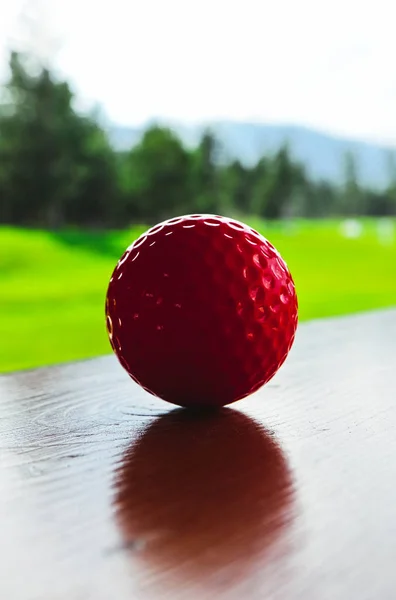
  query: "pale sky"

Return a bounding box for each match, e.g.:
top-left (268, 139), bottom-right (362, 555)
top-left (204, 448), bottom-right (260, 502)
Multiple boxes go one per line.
top-left (1, 0), bottom-right (396, 144)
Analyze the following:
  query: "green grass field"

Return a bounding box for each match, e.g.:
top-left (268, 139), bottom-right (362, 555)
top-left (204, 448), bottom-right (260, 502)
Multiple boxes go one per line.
top-left (1, 218), bottom-right (395, 373)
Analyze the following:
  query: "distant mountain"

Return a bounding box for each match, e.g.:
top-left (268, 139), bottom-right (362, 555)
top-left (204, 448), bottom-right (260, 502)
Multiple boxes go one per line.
top-left (107, 121), bottom-right (396, 189)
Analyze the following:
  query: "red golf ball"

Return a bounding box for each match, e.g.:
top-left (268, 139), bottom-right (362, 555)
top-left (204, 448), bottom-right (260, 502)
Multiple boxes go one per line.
top-left (106, 214), bottom-right (298, 408)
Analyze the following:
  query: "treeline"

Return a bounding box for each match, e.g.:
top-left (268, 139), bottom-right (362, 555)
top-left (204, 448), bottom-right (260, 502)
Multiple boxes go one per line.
top-left (0, 51), bottom-right (395, 229)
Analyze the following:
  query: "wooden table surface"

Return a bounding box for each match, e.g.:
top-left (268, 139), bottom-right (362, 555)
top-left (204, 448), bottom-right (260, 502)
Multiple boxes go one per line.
top-left (0, 308), bottom-right (395, 600)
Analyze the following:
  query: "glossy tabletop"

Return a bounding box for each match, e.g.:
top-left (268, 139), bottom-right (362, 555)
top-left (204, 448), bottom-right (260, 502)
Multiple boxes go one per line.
top-left (0, 308), bottom-right (395, 600)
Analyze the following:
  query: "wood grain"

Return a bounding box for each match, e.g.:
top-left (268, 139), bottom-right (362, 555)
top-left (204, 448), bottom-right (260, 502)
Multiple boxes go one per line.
top-left (0, 308), bottom-right (395, 600)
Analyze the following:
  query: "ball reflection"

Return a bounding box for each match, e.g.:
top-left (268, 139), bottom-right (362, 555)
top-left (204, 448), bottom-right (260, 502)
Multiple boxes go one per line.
top-left (114, 408), bottom-right (294, 584)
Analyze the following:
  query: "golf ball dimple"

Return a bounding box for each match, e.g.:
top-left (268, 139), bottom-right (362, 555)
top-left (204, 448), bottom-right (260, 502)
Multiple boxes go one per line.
top-left (106, 214), bottom-right (298, 408)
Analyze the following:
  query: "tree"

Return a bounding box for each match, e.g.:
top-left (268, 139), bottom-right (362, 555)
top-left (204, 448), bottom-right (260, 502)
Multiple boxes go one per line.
top-left (249, 157), bottom-right (270, 216)
top-left (64, 120), bottom-right (121, 227)
top-left (250, 145), bottom-right (305, 219)
top-left (341, 151), bottom-right (363, 216)
top-left (382, 152), bottom-right (396, 216)
top-left (191, 130), bottom-right (222, 214)
top-left (300, 179), bottom-right (338, 218)
top-left (122, 125), bottom-right (193, 222)
top-left (221, 159), bottom-right (253, 215)
top-left (0, 51), bottom-right (121, 227)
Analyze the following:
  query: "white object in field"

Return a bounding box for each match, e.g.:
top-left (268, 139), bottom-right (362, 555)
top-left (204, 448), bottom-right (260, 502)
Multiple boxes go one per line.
top-left (283, 219), bottom-right (299, 235)
top-left (340, 219), bottom-right (363, 239)
top-left (376, 219), bottom-right (395, 246)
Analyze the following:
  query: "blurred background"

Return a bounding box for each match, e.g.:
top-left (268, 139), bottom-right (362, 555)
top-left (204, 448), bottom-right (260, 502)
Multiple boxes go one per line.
top-left (0, 0), bottom-right (395, 373)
